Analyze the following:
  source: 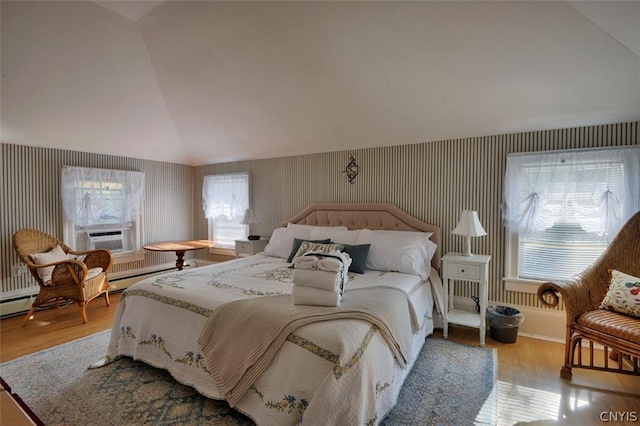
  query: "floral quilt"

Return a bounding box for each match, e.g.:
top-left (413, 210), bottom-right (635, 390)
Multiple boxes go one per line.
top-left (99, 254), bottom-right (438, 425)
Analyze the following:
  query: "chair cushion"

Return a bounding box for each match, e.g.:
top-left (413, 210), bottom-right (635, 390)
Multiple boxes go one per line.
top-left (576, 309), bottom-right (640, 343)
top-left (600, 269), bottom-right (640, 318)
top-left (86, 267), bottom-right (104, 281)
top-left (30, 245), bottom-right (70, 285)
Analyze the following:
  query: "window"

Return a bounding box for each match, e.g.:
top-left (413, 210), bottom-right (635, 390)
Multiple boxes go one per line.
top-left (202, 172), bottom-right (249, 249)
top-left (502, 147), bottom-right (639, 291)
top-left (61, 166), bottom-right (145, 264)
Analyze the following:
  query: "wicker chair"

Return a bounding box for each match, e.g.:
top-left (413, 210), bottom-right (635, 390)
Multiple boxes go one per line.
top-left (538, 211), bottom-right (640, 380)
top-left (13, 228), bottom-right (114, 326)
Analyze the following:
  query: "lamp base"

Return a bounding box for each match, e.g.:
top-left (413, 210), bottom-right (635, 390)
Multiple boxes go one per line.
top-left (248, 235), bottom-right (261, 241)
top-left (461, 236), bottom-right (472, 256)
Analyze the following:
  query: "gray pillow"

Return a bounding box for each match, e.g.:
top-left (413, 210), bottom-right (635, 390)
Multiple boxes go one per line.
top-left (341, 244), bottom-right (371, 274)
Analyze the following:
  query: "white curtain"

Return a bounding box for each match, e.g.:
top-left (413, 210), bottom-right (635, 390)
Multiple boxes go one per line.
top-left (61, 166), bottom-right (145, 227)
top-left (502, 147), bottom-right (640, 238)
top-left (202, 173), bottom-right (249, 248)
top-left (202, 173), bottom-right (249, 220)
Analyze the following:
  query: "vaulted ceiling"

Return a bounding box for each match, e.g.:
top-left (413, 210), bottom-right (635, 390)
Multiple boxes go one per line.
top-left (2, 1), bottom-right (639, 166)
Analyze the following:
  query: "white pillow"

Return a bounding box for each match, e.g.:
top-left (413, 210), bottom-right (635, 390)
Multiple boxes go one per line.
top-left (30, 245), bottom-right (70, 284)
top-left (308, 228), bottom-right (361, 245)
top-left (263, 227), bottom-right (313, 258)
top-left (287, 223), bottom-right (348, 231)
top-left (355, 229), bottom-right (436, 279)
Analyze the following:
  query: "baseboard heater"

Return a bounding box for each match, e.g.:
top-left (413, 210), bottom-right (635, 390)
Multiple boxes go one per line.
top-left (109, 264), bottom-right (186, 284)
top-left (0, 261), bottom-right (195, 319)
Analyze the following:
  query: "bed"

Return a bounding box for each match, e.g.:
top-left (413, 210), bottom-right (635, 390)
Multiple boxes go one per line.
top-left (98, 203), bottom-right (444, 425)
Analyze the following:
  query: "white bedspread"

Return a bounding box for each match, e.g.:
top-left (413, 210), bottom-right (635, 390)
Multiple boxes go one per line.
top-left (99, 255), bottom-right (439, 425)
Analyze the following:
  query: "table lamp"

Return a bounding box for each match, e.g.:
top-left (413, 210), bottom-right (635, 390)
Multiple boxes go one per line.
top-left (452, 210), bottom-right (487, 256)
top-left (240, 209), bottom-right (260, 240)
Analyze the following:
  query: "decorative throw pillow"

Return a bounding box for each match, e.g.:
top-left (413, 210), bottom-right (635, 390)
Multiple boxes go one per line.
top-left (340, 244), bottom-right (371, 274)
top-left (292, 241), bottom-right (345, 261)
top-left (30, 245), bottom-right (69, 284)
top-left (263, 227), bottom-right (312, 258)
top-left (600, 269), bottom-right (640, 318)
top-left (287, 238), bottom-right (331, 263)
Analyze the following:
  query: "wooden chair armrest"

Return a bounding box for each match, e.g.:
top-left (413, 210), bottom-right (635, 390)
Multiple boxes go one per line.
top-left (68, 249), bottom-right (114, 271)
top-left (50, 259), bottom-right (89, 287)
top-left (26, 258), bottom-right (89, 288)
top-left (538, 276), bottom-right (594, 323)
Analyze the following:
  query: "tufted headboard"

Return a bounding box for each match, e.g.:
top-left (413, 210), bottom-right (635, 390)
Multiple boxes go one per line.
top-left (282, 203), bottom-right (441, 269)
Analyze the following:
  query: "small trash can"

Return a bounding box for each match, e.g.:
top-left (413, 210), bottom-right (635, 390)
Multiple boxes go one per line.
top-left (486, 305), bottom-right (524, 343)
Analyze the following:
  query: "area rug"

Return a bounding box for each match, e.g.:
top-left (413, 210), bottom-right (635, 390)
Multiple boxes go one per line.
top-left (0, 332), bottom-right (496, 425)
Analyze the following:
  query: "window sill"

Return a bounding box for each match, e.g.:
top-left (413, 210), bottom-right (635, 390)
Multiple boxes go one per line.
top-left (503, 277), bottom-right (544, 294)
top-left (112, 251), bottom-right (145, 265)
top-left (209, 247), bottom-right (235, 257)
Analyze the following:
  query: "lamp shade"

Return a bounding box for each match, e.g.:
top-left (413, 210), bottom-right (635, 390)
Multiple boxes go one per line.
top-left (239, 209), bottom-right (259, 225)
top-left (452, 210), bottom-right (487, 237)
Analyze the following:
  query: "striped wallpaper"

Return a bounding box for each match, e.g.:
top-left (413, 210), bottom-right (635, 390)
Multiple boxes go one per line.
top-left (1, 144), bottom-right (194, 296)
top-left (194, 121), bottom-right (639, 310)
top-left (2, 121), bottom-right (638, 312)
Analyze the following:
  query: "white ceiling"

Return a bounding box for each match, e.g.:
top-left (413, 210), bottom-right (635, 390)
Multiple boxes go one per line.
top-left (93, 0), bottom-right (165, 22)
top-left (2, 1), bottom-right (639, 166)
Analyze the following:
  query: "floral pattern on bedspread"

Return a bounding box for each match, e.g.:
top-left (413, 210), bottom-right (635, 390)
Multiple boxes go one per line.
top-left (249, 385), bottom-right (309, 424)
top-left (252, 266), bottom-right (295, 283)
top-left (104, 255), bottom-right (434, 425)
top-left (208, 278), bottom-right (289, 297)
top-left (175, 351), bottom-right (209, 372)
top-left (285, 324), bottom-right (378, 380)
top-left (151, 273), bottom-right (189, 289)
top-left (123, 288), bottom-right (214, 316)
top-left (139, 334), bottom-right (173, 359)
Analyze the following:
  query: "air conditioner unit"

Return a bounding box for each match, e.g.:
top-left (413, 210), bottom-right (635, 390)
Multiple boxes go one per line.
top-left (86, 230), bottom-right (124, 252)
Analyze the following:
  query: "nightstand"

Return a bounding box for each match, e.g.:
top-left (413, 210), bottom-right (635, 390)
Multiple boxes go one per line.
top-left (235, 239), bottom-right (268, 258)
top-left (441, 253), bottom-right (491, 346)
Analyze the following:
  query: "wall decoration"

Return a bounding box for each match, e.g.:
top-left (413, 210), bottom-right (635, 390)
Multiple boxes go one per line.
top-left (342, 156), bottom-right (358, 184)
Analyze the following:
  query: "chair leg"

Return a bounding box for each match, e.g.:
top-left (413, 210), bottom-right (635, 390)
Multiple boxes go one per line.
top-left (22, 306), bottom-right (36, 327)
top-left (104, 291), bottom-right (110, 307)
top-left (561, 328), bottom-right (578, 381)
top-left (80, 302), bottom-right (88, 324)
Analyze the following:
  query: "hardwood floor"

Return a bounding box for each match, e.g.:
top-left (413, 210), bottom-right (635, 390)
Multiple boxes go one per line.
top-left (1, 292), bottom-right (638, 425)
top-left (0, 293), bottom-right (122, 363)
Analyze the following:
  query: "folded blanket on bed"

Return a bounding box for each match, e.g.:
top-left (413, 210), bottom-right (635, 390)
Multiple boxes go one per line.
top-left (291, 284), bottom-right (341, 306)
top-left (198, 286), bottom-right (419, 407)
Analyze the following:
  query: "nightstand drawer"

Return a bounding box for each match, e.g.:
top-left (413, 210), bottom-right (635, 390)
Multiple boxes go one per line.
top-left (235, 239), bottom-right (268, 257)
top-left (235, 241), bottom-right (252, 253)
top-left (446, 263), bottom-right (480, 280)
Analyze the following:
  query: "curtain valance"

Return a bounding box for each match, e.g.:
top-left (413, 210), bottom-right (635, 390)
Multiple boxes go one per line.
top-left (61, 166), bottom-right (145, 227)
top-left (502, 147), bottom-right (639, 238)
top-left (202, 173), bottom-right (249, 220)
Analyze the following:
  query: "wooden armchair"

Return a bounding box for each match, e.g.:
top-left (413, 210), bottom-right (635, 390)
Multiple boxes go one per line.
top-left (538, 211), bottom-right (640, 380)
top-left (13, 228), bottom-right (114, 326)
